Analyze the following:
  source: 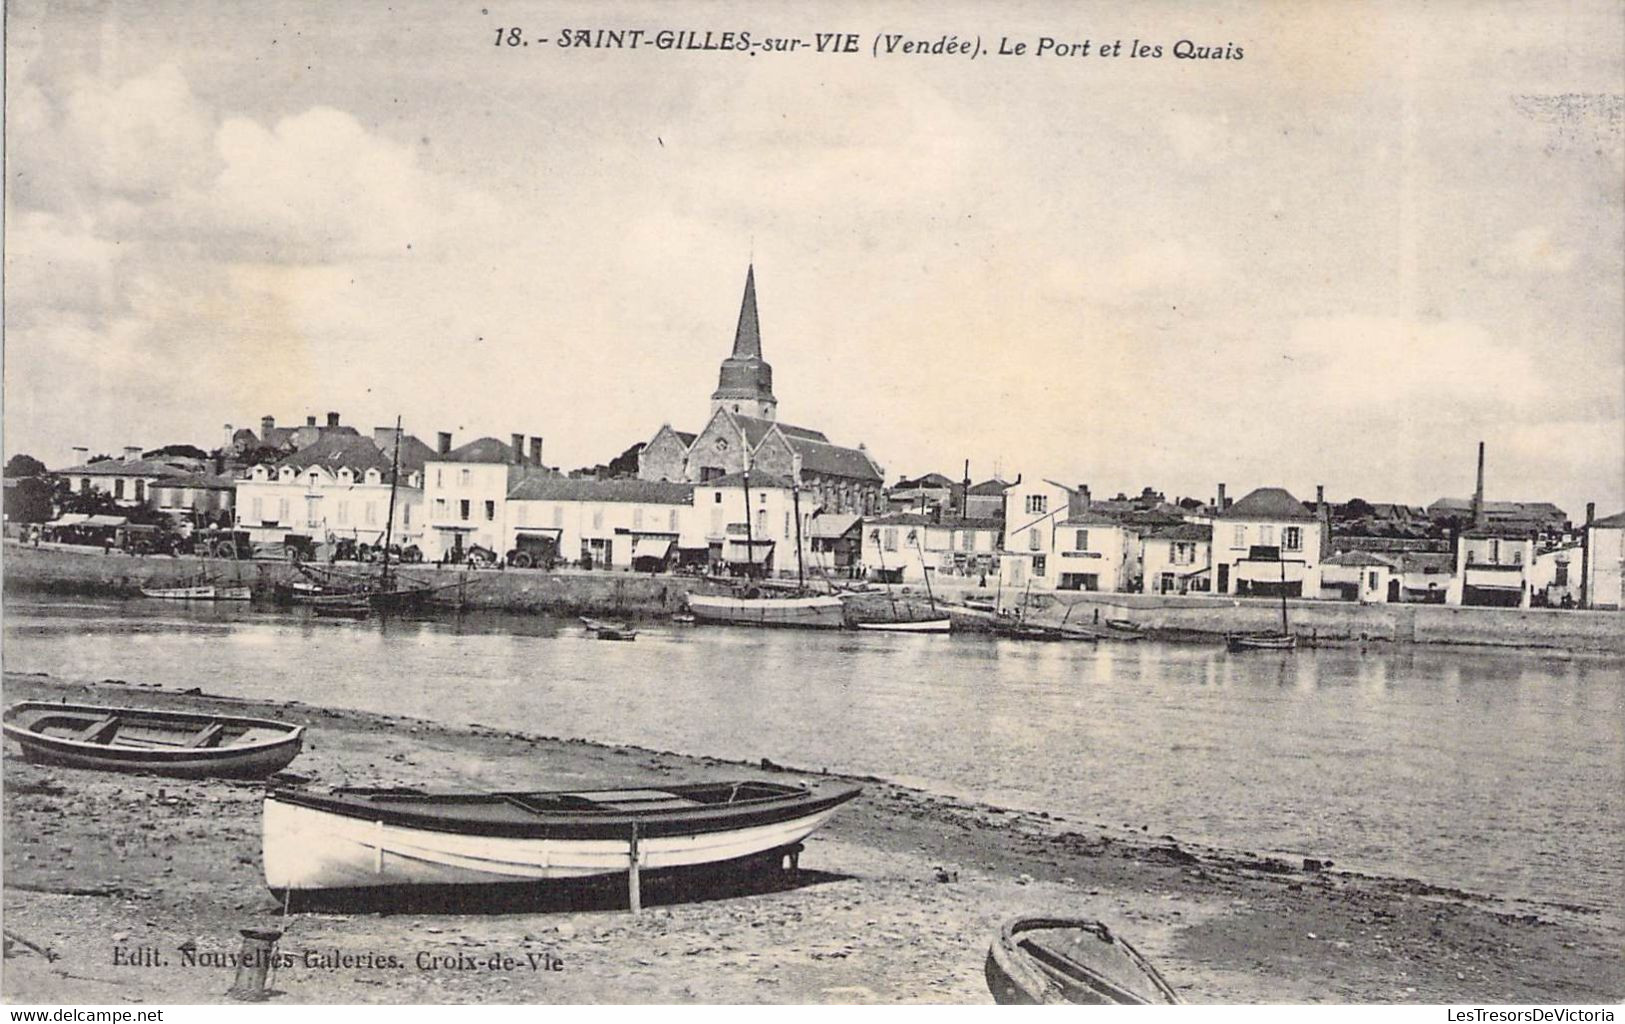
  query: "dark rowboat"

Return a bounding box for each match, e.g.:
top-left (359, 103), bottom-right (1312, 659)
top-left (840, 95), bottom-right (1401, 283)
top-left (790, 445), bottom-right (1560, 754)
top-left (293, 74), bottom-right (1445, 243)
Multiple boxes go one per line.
top-left (2, 701), bottom-right (304, 779)
top-left (264, 779), bottom-right (860, 905)
top-left (1226, 631), bottom-right (1297, 652)
top-left (580, 616), bottom-right (638, 641)
top-left (985, 917), bottom-right (1181, 1005)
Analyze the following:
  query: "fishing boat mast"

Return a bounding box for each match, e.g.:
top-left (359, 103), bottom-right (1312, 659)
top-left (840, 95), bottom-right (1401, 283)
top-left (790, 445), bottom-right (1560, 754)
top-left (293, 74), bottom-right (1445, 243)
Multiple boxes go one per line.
top-left (380, 414), bottom-right (402, 593)
top-left (913, 532), bottom-right (938, 616)
top-left (791, 478), bottom-right (806, 591)
top-left (1277, 547), bottom-right (1289, 636)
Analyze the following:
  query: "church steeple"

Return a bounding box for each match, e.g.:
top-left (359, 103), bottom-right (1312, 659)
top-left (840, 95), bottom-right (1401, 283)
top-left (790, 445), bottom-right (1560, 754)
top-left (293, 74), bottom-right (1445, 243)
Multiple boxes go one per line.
top-left (711, 264), bottom-right (777, 421)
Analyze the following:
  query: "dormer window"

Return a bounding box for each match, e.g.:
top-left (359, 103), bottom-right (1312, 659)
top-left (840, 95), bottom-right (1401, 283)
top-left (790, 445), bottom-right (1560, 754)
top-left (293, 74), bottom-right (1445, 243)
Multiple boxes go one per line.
top-left (365, 469), bottom-right (382, 485)
top-left (253, 466), bottom-right (268, 480)
top-left (338, 468), bottom-right (353, 483)
top-left (279, 467), bottom-right (295, 482)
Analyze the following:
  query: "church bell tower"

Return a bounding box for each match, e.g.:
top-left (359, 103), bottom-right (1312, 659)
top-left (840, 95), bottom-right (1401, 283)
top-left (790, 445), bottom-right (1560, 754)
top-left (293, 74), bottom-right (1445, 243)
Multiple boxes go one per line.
top-left (710, 265), bottom-right (777, 421)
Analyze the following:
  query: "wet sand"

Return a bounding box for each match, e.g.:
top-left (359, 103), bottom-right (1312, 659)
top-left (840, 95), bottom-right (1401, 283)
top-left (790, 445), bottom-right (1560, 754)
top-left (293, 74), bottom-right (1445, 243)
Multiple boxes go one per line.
top-left (2, 670), bottom-right (1619, 1004)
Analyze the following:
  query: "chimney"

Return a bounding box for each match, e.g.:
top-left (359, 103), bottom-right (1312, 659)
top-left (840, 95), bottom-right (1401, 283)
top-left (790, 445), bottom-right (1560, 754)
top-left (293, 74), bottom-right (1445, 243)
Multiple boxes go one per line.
top-left (212, 453), bottom-right (225, 475)
top-left (437, 431), bottom-right (452, 455)
top-left (223, 423), bottom-right (234, 449)
top-left (1472, 442), bottom-right (1487, 530)
top-left (529, 436), bottom-right (544, 468)
top-left (1316, 484), bottom-right (1331, 559)
top-left (326, 411), bottom-right (341, 429)
top-left (72, 446), bottom-right (88, 464)
top-left (306, 415), bottom-right (317, 427)
top-left (123, 445), bottom-right (143, 462)
top-left (510, 433), bottom-right (525, 465)
top-left (261, 415), bottom-right (275, 437)
top-left (1217, 483), bottom-right (1227, 512)
top-left (1067, 485), bottom-right (1090, 520)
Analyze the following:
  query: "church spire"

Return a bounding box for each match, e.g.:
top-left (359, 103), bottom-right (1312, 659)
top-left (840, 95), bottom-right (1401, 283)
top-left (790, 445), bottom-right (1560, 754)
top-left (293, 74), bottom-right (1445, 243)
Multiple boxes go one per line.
top-left (711, 264), bottom-right (777, 421)
top-left (732, 264), bottom-right (761, 359)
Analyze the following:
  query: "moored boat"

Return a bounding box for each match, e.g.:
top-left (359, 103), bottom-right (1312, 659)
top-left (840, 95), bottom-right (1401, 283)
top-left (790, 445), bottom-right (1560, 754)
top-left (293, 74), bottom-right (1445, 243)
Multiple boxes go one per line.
top-left (580, 616), bottom-right (638, 641)
top-left (856, 618), bottom-right (952, 633)
top-left (1226, 631), bottom-right (1297, 651)
top-left (686, 592), bottom-right (847, 629)
top-left (985, 917), bottom-right (1181, 1005)
top-left (140, 582), bottom-right (250, 601)
top-left (262, 779), bottom-right (860, 906)
top-left (2, 701), bottom-right (304, 779)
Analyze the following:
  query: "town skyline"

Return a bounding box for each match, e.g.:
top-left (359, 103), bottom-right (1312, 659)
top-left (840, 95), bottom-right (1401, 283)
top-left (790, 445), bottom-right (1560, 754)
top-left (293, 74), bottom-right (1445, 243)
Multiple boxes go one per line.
top-left (4, 1), bottom-right (1621, 520)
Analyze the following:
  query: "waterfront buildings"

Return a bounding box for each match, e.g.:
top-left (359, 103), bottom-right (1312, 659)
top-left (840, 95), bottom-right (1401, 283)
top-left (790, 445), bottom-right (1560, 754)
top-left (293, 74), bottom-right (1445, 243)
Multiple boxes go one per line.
top-left (51, 449), bottom-right (200, 508)
top-left (997, 479), bottom-right (1140, 592)
top-left (503, 477), bottom-right (698, 570)
top-left (1140, 522), bottom-right (1213, 595)
top-left (1583, 510), bottom-right (1624, 609)
top-left (1210, 487), bottom-right (1326, 598)
top-left (420, 433), bottom-right (546, 562)
top-left (860, 511), bottom-right (1002, 584)
top-left (235, 430), bottom-right (428, 551)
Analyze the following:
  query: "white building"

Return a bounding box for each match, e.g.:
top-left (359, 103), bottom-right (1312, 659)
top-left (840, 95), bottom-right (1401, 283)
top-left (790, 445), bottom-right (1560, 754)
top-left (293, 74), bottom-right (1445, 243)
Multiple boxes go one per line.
top-left (1320, 550), bottom-right (1400, 603)
top-left (1141, 522), bottom-right (1212, 595)
top-left (1583, 510), bottom-right (1624, 610)
top-left (420, 433), bottom-right (546, 562)
top-left (503, 477), bottom-right (699, 570)
top-left (235, 432), bottom-right (426, 552)
top-left (52, 448), bottom-right (200, 507)
top-left (697, 471), bottom-right (816, 578)
top-left (861, 513), bottom-right (1002, 584)
top-left (1211, 487), bottom-right (1325, 598)
top-left (1448, 526), bottom-right (1536, 607)
top-left (999, 478), bottom-right (1080, 590)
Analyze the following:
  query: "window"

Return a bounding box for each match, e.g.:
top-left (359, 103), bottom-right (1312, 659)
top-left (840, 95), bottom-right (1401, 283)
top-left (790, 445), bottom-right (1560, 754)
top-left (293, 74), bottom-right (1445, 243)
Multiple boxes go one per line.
top-left (365, 503), bottom-right (377, 525)
top-left (1026, 495), bottom-right (1048, 515)
top-left (1555, 563), bottom-right (1569, 586)
top-left (309, 472), bottom-right (319, 487)
top-left (668, 509), bottom-right (679, 531)
top-left (1160, 572), bottom-right (1176, 593)
top-left (459, 499), bottom-right (470, 521)
top-left (460, 469), bottom-right (471, 486)
top-left (1368, 571), bottom-right (1380, 589)
top-left (337, 502), bottom-right (348, 525)
top-left (552, 505), bottom-right (564, 527)
top-left (306, 497), bottom-right (320, 527)
top-left (80, 477), bottom-right (90, 492)
top-left (633, 507), bottom-right (644, 529)
top-left (435, 469), bottom-right (443, 487)
top-left (1033, 555), bottom-right (1047, 577)
top-left (755, 509), bottom-right (767, 534)
top-left (1028, 530), bottom-right (1041, 551)
top-left (134, 480), bottom-right (145, 503)
top-left (884, 528), bottom-right (898, 552)
top-left (713, 492), bottom-right (723, 503)
top-left (1260, 525), bottom-right (1275, 547)
top-left (1172, 542), bottom-right (1193, 565)
top-left (114, 479), bottom-right (125, 499)
top-left (1075, 529), bottom-right (1089, 552)
top-left (484, 500), bottom-right (495, 522)
top-left (960, 530), bottom-right (974, 551)
top-left (278, 498), bottom-right (290, 522)
top-left (758, 492), bottom-right (766, 504)
top-left (403, 505), bottom-right (411, 527)
top-left (1232, 525), bottom-right (1246, 548)
top-left (1283, 527), bottom-right (1302, 552)
top-left (251, 497), bottom-right (263, 521)
top-left (434, 498), bottom-right (447, 519)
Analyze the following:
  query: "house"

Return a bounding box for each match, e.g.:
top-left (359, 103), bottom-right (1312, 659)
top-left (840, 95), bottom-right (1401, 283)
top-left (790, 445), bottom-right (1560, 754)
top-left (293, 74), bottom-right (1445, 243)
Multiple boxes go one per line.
top-left (1050, 512), bottom-right (1138, 592)
top-left (886, 473), bottom-right (957, 515)
top-left (1394, 551), bottom-right (1455, 603)
top-left (695, 471), bottom-right (814, 578)
top-left (1529, 544), bottom-right (1584, 607)
top-left (235, 430), bottom-right (428, 553)
top-left (861, 512), bottom-right (1002, 584)
top-left (1320, 550), bottom-right (1400, 603)
top-left (1427, 497), bottom-right (1570, 539)
top-left (998, 479), bottom-right (1137, 592)
top-left (149, 472), bottom-right (239, 525)
top-left (1211, 486), bottom-right (1326, 598)
top-left (1582, 510), bottom-right (1624, 609)
top-left (964, 478), bottom-right (1009, 520)
top-left (807, 511), bottom-right (864, 578)
top-left (503, 477), bottom-right (698, 571)
top-left (51, 448), bottom-right (198, 507)
top-left (637, 266), bottom-right (886, 516)
top-left (1448, 525), bottom-right (1536, 607)
top-left (230, 412), bottom-right (361, 457)
top-left (420, 432), bottom-right (547, 562)
top-left (1141, 522), bottom-right (1212, 595)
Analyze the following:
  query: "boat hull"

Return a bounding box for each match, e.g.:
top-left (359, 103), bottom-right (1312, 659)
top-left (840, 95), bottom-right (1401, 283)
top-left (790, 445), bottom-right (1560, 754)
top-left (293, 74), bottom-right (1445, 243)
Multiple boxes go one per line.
top-left (1, 702), bottom-right (304, 779)
top-left (687, 594), bottom-right (847, 629)
top-left (1226, 632), bottom-right (1297, 651)
top-left (140, 584), bottom-right (249, 601)
top-left (855, 618), bottom-right (952, 633)
top-left (985, 917), bottom-right (1180, 1005)
top-left (263, 781), bottom-right (859, 898)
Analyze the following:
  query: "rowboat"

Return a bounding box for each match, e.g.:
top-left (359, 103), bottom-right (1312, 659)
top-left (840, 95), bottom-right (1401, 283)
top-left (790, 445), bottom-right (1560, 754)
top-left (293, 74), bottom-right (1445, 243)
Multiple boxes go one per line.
top-left (2, 701), bottom-right (304, 779)
top-left (139, 584), bottom-right (252, 601)
top-left (580, 616), bottom-right (638, 641)
top-left (985, 917), bottom-right (1181, 1005)
top-left (856, 618), bottom-right (952, 633)
top-left (1226, 631), bottom-right (1297, 652)
top-left (263, 779), bottom-right (860, 906)
top-left (1106, 618), bottom-right (1145, 635)
top-left (686, 593), bottom-right (847, 629)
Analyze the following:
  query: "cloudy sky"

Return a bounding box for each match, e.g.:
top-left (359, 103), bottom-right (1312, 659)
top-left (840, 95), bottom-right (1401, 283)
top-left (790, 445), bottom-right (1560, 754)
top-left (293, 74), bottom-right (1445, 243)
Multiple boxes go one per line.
top-left (5, 0), bottom-right (1622, 516)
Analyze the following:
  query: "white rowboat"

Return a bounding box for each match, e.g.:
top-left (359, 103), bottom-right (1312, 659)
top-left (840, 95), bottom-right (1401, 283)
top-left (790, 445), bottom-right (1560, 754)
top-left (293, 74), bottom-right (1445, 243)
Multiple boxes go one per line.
top-left (855, 618), bottom-right (952, 633)
top-left (686, 593), bottom-right (847, 629)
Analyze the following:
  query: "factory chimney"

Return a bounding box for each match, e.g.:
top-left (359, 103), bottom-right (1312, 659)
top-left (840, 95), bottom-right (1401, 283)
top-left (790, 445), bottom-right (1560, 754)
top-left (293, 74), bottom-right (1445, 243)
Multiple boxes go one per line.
top-left (1472, 442), bottom-right (1487, 530)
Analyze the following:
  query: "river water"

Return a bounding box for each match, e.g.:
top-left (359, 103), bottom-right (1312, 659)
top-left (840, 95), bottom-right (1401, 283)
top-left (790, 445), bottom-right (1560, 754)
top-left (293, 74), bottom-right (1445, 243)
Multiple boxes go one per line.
top-left (3, 596), bottom-right (1620, 916)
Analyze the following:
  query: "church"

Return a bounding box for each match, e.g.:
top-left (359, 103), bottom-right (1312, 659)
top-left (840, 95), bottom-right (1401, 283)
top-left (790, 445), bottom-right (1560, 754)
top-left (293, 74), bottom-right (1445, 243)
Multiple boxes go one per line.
top-left (638, 266), bottom-right (885, 516)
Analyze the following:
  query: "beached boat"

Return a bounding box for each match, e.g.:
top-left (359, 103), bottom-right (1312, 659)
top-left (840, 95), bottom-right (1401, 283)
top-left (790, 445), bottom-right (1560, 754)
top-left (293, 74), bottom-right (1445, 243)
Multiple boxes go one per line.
top-left (856, 618), bottom-right (951, 633)
top-left (985, 917), bottom-right (1181, 1005)
top-left (580, 616), bottom-right (638, 641)
top-left (687, 592), bottom-right (847, 629)
top-left (2, 701), bottom-right (304, 779)
top-left (262, 779), bottom-right (861, 902)
top-left (1226, 631), bottom-right (1297, 651)
top-left (1106, 618), bottom-right (1145, 635)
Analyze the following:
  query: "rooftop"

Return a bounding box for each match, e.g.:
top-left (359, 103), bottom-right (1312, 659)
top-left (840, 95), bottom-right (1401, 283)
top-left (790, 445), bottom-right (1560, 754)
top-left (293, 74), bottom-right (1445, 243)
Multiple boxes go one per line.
top-left (1217, 487), bottom-right (1316, 521)
top-left (507, 477), bottom-right (693, 504)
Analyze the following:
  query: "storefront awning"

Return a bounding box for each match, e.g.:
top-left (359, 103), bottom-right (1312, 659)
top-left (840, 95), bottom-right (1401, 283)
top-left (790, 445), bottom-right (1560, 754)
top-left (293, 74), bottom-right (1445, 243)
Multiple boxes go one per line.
top-left (50, 514), bottom-right (89, 526)
top-left (84, 515), bottom-right (129, 527)
top-left (632, 537), bottom-right (674, 560)
top-left (513, 527), bottom-right (562, 536)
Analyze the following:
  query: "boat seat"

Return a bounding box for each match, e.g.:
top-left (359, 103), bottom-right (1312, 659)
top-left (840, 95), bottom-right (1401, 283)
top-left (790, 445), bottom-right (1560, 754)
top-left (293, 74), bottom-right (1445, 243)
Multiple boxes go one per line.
top-left (76, 716), bottom-right (121, 744)
top-left (186, 722), bottom-right (226, 749)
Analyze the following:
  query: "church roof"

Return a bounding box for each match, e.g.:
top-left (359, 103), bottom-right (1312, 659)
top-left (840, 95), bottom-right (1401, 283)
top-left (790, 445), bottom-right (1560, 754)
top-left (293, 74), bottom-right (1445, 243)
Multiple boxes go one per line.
top-left (732, 264), bottom-right (761, 360)
top-left (732, 414), bottom-right (828, 447)
top-left (712, 266), bottom-right (776, 404)
top-left (782, 434), bottom-right (883, 482)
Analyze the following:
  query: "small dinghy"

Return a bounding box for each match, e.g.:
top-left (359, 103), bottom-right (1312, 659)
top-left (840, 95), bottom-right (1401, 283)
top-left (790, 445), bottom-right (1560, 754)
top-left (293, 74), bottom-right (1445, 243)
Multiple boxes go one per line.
top-left (985, 917), bottom-right (1181, 1005)
top-left (2, 701), bottom-right (304, 779)
top-left (1226, 631), bottom-right (1297, 652)
top-left (580, 616), bottom-right (637, 641)
top-left (140, 583), bottom-right (252, 601)
top-left (263, 779), bottom-right (860, 907)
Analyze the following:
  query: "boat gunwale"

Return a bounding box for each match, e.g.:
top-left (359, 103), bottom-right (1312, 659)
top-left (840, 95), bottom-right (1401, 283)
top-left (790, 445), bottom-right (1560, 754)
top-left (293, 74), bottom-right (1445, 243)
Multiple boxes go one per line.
top-left (991, 916), bottom-right (1181, 1005)
top-left (265, 781), bottom-right (862, 841)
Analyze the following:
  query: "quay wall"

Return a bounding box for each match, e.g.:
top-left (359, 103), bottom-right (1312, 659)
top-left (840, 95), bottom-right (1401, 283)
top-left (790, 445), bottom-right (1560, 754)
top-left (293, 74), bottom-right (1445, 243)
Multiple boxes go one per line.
top-left (4, 542), bottom-right (1620, 650)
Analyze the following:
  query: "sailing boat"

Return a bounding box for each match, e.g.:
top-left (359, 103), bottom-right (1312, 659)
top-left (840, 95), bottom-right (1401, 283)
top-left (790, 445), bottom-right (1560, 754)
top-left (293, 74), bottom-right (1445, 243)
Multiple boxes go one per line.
top-left (856, 527), bottom-right (950, 633)
top-left (142, 512), bottom-right (250, 601)
top-left (1226, 551), bottom-right (1297, 651)
top-left (686, 458), bottom-right (846, 629)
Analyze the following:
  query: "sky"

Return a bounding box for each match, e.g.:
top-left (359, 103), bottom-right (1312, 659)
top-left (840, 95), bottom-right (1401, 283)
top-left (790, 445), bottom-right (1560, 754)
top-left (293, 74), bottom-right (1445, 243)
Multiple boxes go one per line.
top-left (5, 0), bottom-right (1622, 519)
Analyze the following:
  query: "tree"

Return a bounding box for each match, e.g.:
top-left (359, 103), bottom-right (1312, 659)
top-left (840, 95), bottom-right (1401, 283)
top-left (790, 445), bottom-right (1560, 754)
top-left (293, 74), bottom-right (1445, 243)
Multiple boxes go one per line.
top-left (3, 454), bottom-right (47, 478)
top-left (237, 445), bottom-right (285, 467)
top-left (3, 477), bottom-right (54, 521)
top-left (143, 444), bottom-right (208, 460)
top-left (1345, 498), bottom-right (1375, 519)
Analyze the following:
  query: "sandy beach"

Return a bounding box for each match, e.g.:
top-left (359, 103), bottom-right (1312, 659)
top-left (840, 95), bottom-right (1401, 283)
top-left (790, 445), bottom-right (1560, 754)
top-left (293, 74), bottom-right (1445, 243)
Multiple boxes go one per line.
top-left (2, 669), bottom-right (1619, 1005)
